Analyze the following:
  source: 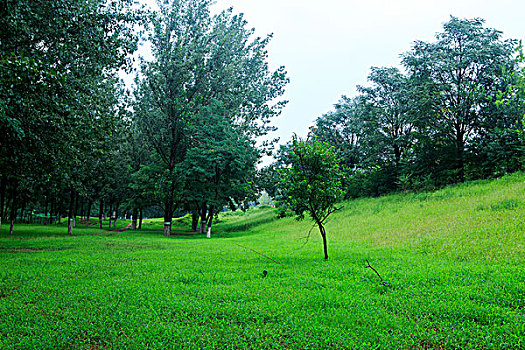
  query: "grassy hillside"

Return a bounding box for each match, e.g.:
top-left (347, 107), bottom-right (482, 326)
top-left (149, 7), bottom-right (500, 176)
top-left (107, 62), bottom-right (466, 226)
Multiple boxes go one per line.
top-left (1, 173), bottom-right (524, 349)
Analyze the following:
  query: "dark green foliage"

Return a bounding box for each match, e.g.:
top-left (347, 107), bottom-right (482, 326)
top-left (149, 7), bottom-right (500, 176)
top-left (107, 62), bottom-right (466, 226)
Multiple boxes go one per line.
top-left (313, 16), bottom-right (524, 198)
top-left (278, 136), bottom-right (344, 259)
top-left (134, 0), bottom-right (287, 235)
top-left (0, 0), bottom-right (143, 233)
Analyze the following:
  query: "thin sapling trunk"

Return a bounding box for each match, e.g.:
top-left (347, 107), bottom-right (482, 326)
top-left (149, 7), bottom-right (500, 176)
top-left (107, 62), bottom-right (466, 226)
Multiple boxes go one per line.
top-left (68, 189), bottom-right (75, 235)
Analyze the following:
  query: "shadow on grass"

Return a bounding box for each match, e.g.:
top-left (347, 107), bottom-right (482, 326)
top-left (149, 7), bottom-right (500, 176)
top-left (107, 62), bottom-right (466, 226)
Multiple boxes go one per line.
top-left (0, 221), bottom-right (131, 240)
top-left (0, 209), bottom-right (279, 241)
top-left (213, 216), bottom-right (279, 239)
top-left (128, 210), bottom-right (279, 240)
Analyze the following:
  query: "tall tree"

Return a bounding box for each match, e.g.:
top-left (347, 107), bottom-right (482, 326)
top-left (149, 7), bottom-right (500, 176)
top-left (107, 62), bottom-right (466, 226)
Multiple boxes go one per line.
top-left (182, 106), bottom-right (259, 238)
top-left (135, 0), bottom-right (287, 236)
top-left (402, 16), bottom-right (518, 182)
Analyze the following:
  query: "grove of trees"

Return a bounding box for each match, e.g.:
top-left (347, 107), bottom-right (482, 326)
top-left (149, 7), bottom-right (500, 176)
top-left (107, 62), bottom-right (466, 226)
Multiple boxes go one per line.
top-left (304, 17), bottom-right (525, 198)
top-left (1, 0), bottom-right (287, 235)
top-left (2, 4), bottom-right (524, 238)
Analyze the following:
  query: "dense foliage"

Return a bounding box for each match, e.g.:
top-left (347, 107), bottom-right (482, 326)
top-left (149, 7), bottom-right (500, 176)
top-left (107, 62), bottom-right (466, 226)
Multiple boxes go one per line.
top-left (278, 136), bottom-right (344, 259)
top-left (2, 7), bottom-right (524, 236)
top-left (133, 0), bottom-right (287, 236)
top-left (0, 0), bottom-right (142, 233)
top-left (309, 17), bottom-right (524, 198)
top-left (0, 0), bottom-right (287, 236)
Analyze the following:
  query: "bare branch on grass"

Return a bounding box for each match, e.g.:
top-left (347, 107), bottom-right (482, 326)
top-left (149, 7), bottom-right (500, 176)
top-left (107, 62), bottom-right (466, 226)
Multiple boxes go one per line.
top-left (235, 244), bottom-right (287, 267)
top-left (365, 259), bottom-right (391, 287)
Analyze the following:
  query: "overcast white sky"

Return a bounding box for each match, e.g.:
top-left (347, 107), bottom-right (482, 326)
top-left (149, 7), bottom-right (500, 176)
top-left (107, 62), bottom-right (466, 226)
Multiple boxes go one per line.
top-left (136, 0), bottom-right (525, 146)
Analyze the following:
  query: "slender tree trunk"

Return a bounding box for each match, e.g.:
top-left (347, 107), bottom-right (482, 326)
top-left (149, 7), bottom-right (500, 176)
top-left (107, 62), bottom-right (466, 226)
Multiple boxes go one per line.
top-left (68, 189), bottom-right (75, 235)
top-left (163, 175), bottom-right (176, 237)
top-left (85, 200), bottom-right (92, 227)
top-left (456, 128), bottom-right (465, 183)
top-left (73, 193), bottom-right (79, 228)
top-left (108, 203), bottom-right (113, 229)
top-left (138, 207), bottom-right (143, 230)
top-left (8, 188), bottom-right (17, 235)
top-left (43, 196), bottom-right (48, 225)
top-left (206, 206), bottom-right (215, 239)
top-left (98, 200), bottom-right (103, 229)
top-left (113, 209), bottom-right (118, 229)
top-left (4, 197), bottom-right (11, 227)
top-left (163, 156), bottom-right (176, 237)
top-left (163, 201), bottom-right (172, 237)
top-left (317, 221), bottom-right (329, 260)
top-left (200, 203), bottom-right (207, 234)
top-left (0, 177), bottom-right (6, 231)
top-left (112, 204), bottom-right (118, 229)
top-left (131, 207), bottom-right (138, 230)
top-left (50, 195), bottom-right (56, 224)
top-left (9, 204), bottom-right (15, 234)
top-left (191, 211), bottom-right (199, 232)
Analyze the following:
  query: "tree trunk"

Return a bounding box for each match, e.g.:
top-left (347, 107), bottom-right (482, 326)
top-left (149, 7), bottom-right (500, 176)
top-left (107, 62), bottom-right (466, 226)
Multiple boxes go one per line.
top-left (50, 195), bottom-right (56, 224)
top-left (4, 197), bottom-right (11, 228)
top-left (8, 189), bottom-right (17, 235)
top-left (163, 189), bottom-right (173, 236)
top-left (191, 211), bottom-right (199, 232)
top-left (455, 128), bottom-right (465, 183)
top-left (138, 208), bottom-right (143, 230)
top-left (108, 203), bottom-right (113, 229)
top-left (0, 177), bottom-right (6, 231)
top-left (98, 200), bottom-right (103, 229)
top-left (317, 222), bottom-right (329, 260)
top-left (112, 206), bottom-right (118, 229)
top-left (206, 206), bottom-right (215, 239)
top-left (43, 196), bottom-right (48, 226)
top-left (200, 203), bottom-right (207, 234)
top-left (85, 200), bottom-right (92, 227)
top-left (73, 192), bottom-right (79, 228)
top-left (131, 207), bottom-right (138, 230)
top-left (68, 189), bottom-right (75, 235)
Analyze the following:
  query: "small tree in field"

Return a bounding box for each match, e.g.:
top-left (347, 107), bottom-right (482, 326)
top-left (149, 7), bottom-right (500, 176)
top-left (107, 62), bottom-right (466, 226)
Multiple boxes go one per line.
top-left (279, 135), bottom-right (344, 260)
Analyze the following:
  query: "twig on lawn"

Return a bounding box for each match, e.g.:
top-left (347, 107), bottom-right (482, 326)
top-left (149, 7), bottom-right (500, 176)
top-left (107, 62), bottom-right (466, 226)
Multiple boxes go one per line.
top-left (365, 259), bottom-right (391, 287)
top-left (235, 244), bottom-right (287, 267)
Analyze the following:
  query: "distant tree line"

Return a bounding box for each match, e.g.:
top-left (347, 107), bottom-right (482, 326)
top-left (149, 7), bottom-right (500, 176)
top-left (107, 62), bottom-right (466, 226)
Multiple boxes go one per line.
top-left (274, 17), bottom-right (524, 199)
top-left (0, 0), bottom-right (288, 235)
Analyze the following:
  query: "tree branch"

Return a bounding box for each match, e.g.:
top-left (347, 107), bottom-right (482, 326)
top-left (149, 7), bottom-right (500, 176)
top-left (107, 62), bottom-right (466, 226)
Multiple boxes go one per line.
top-left (365, 259), bottom-right (391, 287)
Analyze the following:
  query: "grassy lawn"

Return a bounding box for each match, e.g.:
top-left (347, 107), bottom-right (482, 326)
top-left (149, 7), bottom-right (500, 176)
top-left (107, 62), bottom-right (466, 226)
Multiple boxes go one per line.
top-left (1, 173), bottom-right (525, 349)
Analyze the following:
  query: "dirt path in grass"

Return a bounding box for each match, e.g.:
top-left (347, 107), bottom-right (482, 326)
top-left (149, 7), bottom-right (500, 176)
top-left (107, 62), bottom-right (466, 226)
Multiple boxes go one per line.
top-left (95, 223), bottom-right (132, 236)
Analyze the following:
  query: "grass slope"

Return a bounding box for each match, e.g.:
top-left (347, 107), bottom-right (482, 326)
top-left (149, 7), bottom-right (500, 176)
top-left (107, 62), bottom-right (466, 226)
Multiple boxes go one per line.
top-left (1, 173), bottom-right (525, 349)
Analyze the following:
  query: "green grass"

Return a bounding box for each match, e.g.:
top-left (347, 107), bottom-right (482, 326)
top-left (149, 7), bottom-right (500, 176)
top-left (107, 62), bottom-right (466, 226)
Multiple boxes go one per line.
top-left (1, 173), bottom-right (525, 349)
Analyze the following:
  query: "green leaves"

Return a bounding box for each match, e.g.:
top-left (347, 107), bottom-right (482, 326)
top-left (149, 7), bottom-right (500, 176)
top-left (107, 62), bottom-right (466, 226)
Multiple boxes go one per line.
top-left (313, 16), bottom-right (524, 197)
top-left (134, 0), bottom-right (287, 230)
top-left (278, 136), bottom-right (343, 224)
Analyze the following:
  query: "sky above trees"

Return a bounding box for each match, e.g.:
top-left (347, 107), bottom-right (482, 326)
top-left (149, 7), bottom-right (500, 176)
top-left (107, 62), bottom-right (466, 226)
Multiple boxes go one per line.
top-left (137, 0), bottom-right (525, 147)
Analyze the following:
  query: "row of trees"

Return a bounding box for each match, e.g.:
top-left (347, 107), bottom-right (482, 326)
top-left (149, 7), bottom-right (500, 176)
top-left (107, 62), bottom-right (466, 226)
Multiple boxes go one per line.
top-left (1, 0), bottom-right (288, 236)
top-left (1, 0), bottom-right (142, 234)
top-left (306, 17), bottom-right (524, 197)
